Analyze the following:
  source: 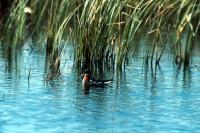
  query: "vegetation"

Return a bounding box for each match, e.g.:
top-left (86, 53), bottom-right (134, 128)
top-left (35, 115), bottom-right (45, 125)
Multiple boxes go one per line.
top-left (0, 0), bottom-right (200, 78)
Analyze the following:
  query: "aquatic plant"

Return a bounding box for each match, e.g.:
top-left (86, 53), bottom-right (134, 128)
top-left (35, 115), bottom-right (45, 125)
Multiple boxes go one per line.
top-left (0, 0), bottom-right (27, 52)
top-left (0, 0), bottom-right (200, 79)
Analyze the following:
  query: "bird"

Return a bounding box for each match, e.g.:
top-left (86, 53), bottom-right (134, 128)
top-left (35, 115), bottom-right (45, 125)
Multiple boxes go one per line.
top-left (82, 69), bottom-right (113, 91)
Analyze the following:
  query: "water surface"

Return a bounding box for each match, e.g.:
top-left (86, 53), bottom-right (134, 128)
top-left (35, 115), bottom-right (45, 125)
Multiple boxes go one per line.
top-left (0, 44), bottom-right (200, 133)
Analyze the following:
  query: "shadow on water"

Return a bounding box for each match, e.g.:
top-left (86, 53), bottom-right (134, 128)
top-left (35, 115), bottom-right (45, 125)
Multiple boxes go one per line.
top-left (74, 82), bottom-right (113, 131)
top-left (143, 64), bottom-right (165, 96)
top-left (183, 66), bottom-right (192, 89)
top-left (173, 64), bottom-right (192, 89)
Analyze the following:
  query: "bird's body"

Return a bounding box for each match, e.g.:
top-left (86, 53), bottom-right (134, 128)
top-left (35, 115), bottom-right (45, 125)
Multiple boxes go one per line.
top-left (82, 70), bottom-right (113, 92)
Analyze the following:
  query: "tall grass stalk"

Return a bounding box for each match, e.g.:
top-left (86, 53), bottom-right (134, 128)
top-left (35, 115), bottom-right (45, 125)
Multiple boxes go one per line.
top-left (0, 0), bottom-right (200, 78)
top-left (0, 0), bottom-right (27, 52)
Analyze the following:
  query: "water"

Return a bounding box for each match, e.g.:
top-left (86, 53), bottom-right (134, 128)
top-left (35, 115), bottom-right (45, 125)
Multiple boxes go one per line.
top-left (0, 44), bottom-right (200, 133)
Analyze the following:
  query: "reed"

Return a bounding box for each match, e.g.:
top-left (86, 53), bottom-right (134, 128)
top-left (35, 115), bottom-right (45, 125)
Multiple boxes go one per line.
top-left (0, 0), bottom-right (27, 54)
top-left (0, 0), bottom-right (200, 78)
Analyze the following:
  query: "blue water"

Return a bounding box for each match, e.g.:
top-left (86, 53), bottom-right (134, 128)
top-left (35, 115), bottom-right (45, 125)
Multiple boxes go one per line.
top-left (0, 44), bottom-right (200, 133)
